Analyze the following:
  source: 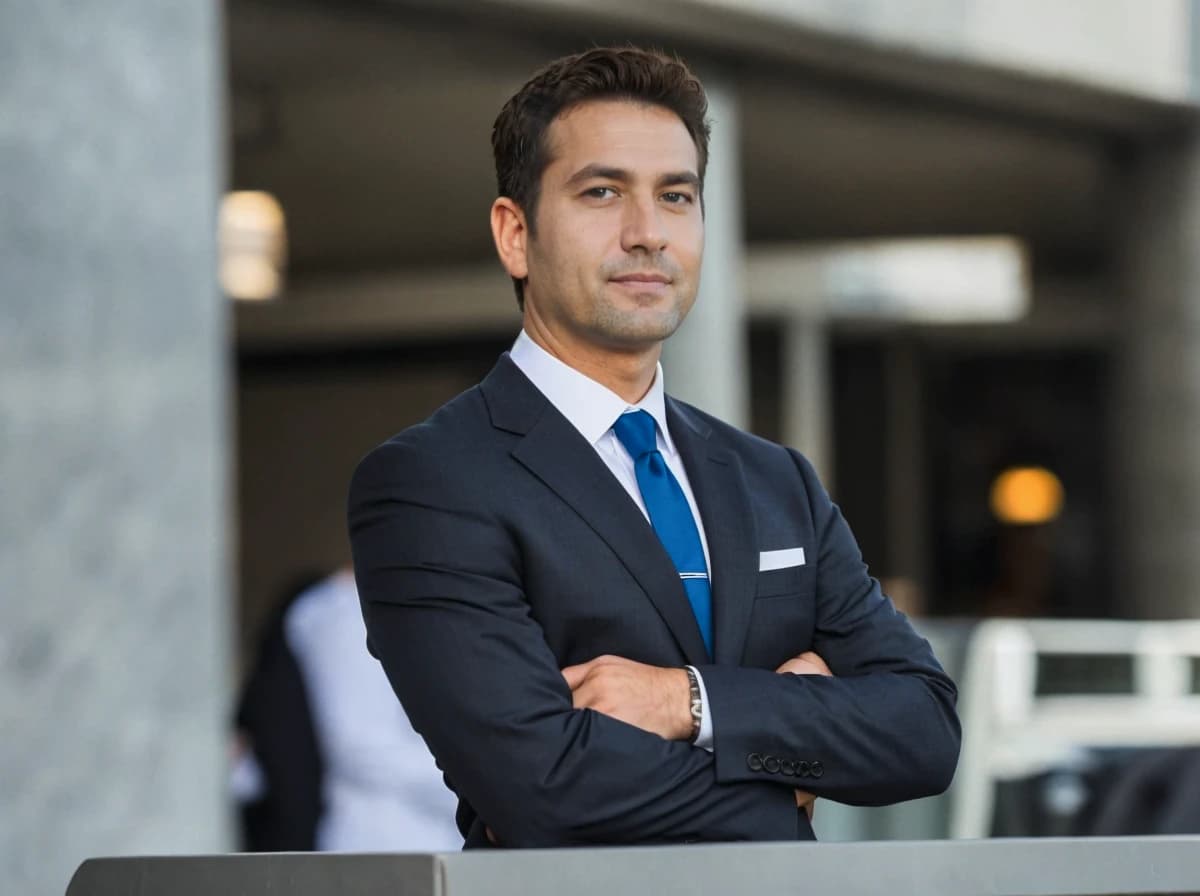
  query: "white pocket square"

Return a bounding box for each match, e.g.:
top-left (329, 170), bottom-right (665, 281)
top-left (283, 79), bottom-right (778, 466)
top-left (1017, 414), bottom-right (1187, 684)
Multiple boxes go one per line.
top-left (759, 548), bottom-right (806, 572)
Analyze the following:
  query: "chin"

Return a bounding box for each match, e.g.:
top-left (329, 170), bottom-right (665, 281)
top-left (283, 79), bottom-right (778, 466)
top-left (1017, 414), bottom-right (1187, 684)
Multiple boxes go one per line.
top-left (592, 310), bottom-right (685, 347)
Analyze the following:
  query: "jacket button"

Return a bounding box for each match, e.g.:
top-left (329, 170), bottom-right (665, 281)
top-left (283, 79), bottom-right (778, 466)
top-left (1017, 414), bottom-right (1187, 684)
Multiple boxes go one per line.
top-left (810, 761), bottom-right (824, 779)
top-left (764, 756), bottom-right (781, 774)
top-left (796, 760), bottom-right (810, 777)
top-left (747, 752), bottom-right (764, 772)
top-left (780, 759), bottom-right (796, 776)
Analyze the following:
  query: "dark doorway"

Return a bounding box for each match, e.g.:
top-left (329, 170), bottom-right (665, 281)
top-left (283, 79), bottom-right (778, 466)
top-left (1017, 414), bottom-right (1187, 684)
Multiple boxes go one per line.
top-left (924, 348), bottom-right (1113, 618)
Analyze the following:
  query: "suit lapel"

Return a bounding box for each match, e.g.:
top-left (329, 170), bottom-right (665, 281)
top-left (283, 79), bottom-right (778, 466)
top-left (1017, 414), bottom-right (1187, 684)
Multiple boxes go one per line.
top-left (482, 356), bottom-right (711, 666)
top-left (668, 400), bottom-right (759, 666)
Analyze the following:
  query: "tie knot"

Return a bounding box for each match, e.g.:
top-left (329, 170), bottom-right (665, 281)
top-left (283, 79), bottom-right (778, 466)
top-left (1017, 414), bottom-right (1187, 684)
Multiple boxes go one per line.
top-left (613, 410), bottom-right (658, 459)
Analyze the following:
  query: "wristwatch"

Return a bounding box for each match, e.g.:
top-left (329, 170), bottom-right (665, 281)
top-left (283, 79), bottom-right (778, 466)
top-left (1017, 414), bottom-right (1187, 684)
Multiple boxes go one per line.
top-left (684, 666), bottom-right (703, 743)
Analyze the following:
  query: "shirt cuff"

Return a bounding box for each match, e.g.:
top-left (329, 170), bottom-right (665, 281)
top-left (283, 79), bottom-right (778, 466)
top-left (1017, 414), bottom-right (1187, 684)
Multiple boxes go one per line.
top-left (686, 665), bottom-right (714, 752)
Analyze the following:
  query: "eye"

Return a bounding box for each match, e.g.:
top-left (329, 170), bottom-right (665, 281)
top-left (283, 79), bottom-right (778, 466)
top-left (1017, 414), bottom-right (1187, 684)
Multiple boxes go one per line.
top-left (584, 186), bottom-right (618, 199)
top-left (661, 191), bottom-right (694, 205)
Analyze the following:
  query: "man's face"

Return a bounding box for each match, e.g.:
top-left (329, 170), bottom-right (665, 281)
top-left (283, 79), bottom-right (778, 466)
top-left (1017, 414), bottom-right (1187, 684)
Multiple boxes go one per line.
top-left (522, 100), bottom-right (704, 354)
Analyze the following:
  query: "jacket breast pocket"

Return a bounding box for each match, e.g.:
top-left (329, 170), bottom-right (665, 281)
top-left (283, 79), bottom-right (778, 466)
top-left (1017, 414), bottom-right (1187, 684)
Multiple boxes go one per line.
top-left (745, 573), bottom-right (815, 669)
top-left (755, 564), bottom-right (806, 598)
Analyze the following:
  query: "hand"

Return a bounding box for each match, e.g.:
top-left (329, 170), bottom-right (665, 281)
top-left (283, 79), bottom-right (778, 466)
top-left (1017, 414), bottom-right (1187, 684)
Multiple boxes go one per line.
top-left (795, 789), bottom-right (816, 820)
top-left (562, 655), bottom-right (693, 741)
top-left (775, 650), bottom-right (832, 677)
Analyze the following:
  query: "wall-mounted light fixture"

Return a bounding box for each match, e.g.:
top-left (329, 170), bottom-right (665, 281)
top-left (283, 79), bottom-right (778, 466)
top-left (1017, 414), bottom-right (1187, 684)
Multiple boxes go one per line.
top-left (219, 190), bottom-right (286, 301)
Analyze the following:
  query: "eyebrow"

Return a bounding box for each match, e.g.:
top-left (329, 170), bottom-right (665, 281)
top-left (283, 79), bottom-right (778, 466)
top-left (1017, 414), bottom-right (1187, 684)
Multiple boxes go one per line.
top-left (564, 164), bottom-right (701, 191)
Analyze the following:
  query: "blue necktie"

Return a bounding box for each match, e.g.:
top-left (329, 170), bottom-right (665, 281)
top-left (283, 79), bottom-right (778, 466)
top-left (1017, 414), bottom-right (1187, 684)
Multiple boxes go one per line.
top-left (613, 410), bottom-right (713, 657)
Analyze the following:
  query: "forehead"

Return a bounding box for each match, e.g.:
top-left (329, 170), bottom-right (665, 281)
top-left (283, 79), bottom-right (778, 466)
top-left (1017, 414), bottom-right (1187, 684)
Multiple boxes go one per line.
top-left (543, 99), bottom-right (698, 175)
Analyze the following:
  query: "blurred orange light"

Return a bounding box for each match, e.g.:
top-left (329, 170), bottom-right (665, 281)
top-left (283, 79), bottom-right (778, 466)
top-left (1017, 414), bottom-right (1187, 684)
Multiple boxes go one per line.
top-left (990, 466), bottom-right (1064, 525)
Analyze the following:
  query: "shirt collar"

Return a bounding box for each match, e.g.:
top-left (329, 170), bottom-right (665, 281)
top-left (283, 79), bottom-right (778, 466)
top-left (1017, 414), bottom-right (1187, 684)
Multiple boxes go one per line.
top-left (510, 329), bottom-right (676, 455)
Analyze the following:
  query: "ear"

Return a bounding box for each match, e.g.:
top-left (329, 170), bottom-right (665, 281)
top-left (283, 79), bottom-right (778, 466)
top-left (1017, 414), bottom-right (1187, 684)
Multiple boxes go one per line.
top-left (490, 197), bottom-right (529, 282)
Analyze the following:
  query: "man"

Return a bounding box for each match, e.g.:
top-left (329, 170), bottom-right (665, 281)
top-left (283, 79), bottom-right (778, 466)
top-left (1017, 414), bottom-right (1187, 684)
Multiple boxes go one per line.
top-left (349, 46), bottom-right (960, 849)
top-left (234, 568), bottom-right (463, 852)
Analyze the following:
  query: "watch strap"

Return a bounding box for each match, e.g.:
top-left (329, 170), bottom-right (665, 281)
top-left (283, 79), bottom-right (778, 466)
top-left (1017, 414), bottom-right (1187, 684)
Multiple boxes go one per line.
top-left (683, 665), bottom-right (703, 743)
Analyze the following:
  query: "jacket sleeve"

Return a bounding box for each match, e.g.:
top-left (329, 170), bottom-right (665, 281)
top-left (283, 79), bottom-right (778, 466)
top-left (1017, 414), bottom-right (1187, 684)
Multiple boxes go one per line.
top-left (698, 450), bottom-right (961, 806)
top-left (348, 439), bottom-right (800, 847)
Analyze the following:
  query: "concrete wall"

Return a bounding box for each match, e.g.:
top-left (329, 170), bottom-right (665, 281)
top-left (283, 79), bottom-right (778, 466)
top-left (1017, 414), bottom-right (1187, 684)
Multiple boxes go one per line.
top-left (0, 3), bottom-right (231, 894)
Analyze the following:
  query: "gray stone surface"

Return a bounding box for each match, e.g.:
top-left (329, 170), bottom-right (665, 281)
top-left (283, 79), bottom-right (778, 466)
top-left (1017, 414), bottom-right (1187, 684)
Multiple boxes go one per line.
top-left (64, 837), bottom-right (1200, 896)
top-left (439, 837), bottom-right (1200, 896)
top-left (0, 4), bottom-right (230, 895)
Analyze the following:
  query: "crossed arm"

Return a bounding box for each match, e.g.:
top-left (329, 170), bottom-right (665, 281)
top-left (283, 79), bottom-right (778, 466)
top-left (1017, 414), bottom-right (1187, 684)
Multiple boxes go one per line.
top-left (351, 441), bottom-right (802, 847)
top-left (349, 440), bottom-right (959, 847)
top-left (561, 651), bottom-right (830, 820)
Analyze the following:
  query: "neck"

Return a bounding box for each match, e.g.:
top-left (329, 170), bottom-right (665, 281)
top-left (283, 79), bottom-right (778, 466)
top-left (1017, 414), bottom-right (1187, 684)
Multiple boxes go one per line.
top-left (522, 315), bottom-right (661, 405)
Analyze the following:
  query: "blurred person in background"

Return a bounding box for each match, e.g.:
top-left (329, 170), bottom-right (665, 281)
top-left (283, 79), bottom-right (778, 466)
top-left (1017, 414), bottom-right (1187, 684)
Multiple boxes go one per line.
top-left (233, 568), bottom-right (461, 852)
top-left (349, 46), bottom-right (960, 849)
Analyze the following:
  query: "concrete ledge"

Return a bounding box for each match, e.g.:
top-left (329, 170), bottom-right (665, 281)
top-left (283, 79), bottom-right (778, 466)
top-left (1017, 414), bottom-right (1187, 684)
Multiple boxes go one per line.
top-left (69, 836), bottom-right (1200, 896)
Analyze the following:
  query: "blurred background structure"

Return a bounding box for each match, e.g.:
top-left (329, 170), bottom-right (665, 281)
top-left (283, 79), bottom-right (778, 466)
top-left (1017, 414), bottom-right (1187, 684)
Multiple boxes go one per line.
top-left (6, 1), bottom-right (1200, 894)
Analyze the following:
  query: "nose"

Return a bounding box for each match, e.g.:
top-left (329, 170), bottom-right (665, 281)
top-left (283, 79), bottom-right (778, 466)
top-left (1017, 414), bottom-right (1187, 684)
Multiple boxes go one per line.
top-left (620, 194), bottom-right (667, 255)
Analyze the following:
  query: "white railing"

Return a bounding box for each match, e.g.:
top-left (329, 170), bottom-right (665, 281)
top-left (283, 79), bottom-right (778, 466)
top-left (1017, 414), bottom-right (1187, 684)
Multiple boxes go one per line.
top-left (949, 618), bottom-right (1200, 839)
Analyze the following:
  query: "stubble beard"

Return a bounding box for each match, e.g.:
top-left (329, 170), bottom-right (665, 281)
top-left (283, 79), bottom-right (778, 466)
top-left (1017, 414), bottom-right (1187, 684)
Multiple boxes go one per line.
top-left (587, 286), bottom-right (690, 350)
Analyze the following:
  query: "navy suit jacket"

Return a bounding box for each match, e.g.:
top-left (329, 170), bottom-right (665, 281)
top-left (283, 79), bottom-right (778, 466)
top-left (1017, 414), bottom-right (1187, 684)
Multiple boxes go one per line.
top-left (348, 354), bottom-right (960, 848)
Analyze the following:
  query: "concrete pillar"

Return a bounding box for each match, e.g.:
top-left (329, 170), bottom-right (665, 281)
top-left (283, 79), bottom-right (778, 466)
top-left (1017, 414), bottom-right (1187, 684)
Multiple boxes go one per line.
top-left (0, 4), bottom-right (231, 895)
top-left (1114, 133), bottom-right (1200, 618)
top-left (663, 73), bottom-right (750, 429)
top-left (781, 316), bottom-right (833, 484)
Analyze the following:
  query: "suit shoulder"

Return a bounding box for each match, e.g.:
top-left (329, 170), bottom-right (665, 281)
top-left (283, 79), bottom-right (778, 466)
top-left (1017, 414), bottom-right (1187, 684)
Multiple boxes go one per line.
top-left (350, 384), bottom-right (492, 491)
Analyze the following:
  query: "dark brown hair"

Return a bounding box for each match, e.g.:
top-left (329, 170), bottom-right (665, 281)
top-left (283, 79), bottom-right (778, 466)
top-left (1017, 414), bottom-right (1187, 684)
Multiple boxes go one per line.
top-left (491, 47), bottom-right (710, 308)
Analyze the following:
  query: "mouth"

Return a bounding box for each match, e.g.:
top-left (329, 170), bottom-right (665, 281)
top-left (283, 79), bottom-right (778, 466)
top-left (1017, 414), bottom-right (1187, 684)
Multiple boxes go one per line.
top-left (609, 273), bottom-right (672, 286)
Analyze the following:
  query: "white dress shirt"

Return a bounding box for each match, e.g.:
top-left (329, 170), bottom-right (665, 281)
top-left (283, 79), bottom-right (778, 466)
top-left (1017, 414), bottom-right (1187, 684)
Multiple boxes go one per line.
top-left (285, 570), bottom-right (464, 851)
top-left (509, 330), bottom-right (715, 748)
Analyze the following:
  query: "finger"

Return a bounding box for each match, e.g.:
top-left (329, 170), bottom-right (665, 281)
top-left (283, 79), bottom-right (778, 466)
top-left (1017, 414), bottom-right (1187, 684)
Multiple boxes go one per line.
top-left (561, 660), bottom-right (595, 691)
top-left (571, 678), bottom-right (600, 710)
top-left (796, 651), bottom-right (832, 675)
top-left (777, 658), bottom-right (821, 676)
